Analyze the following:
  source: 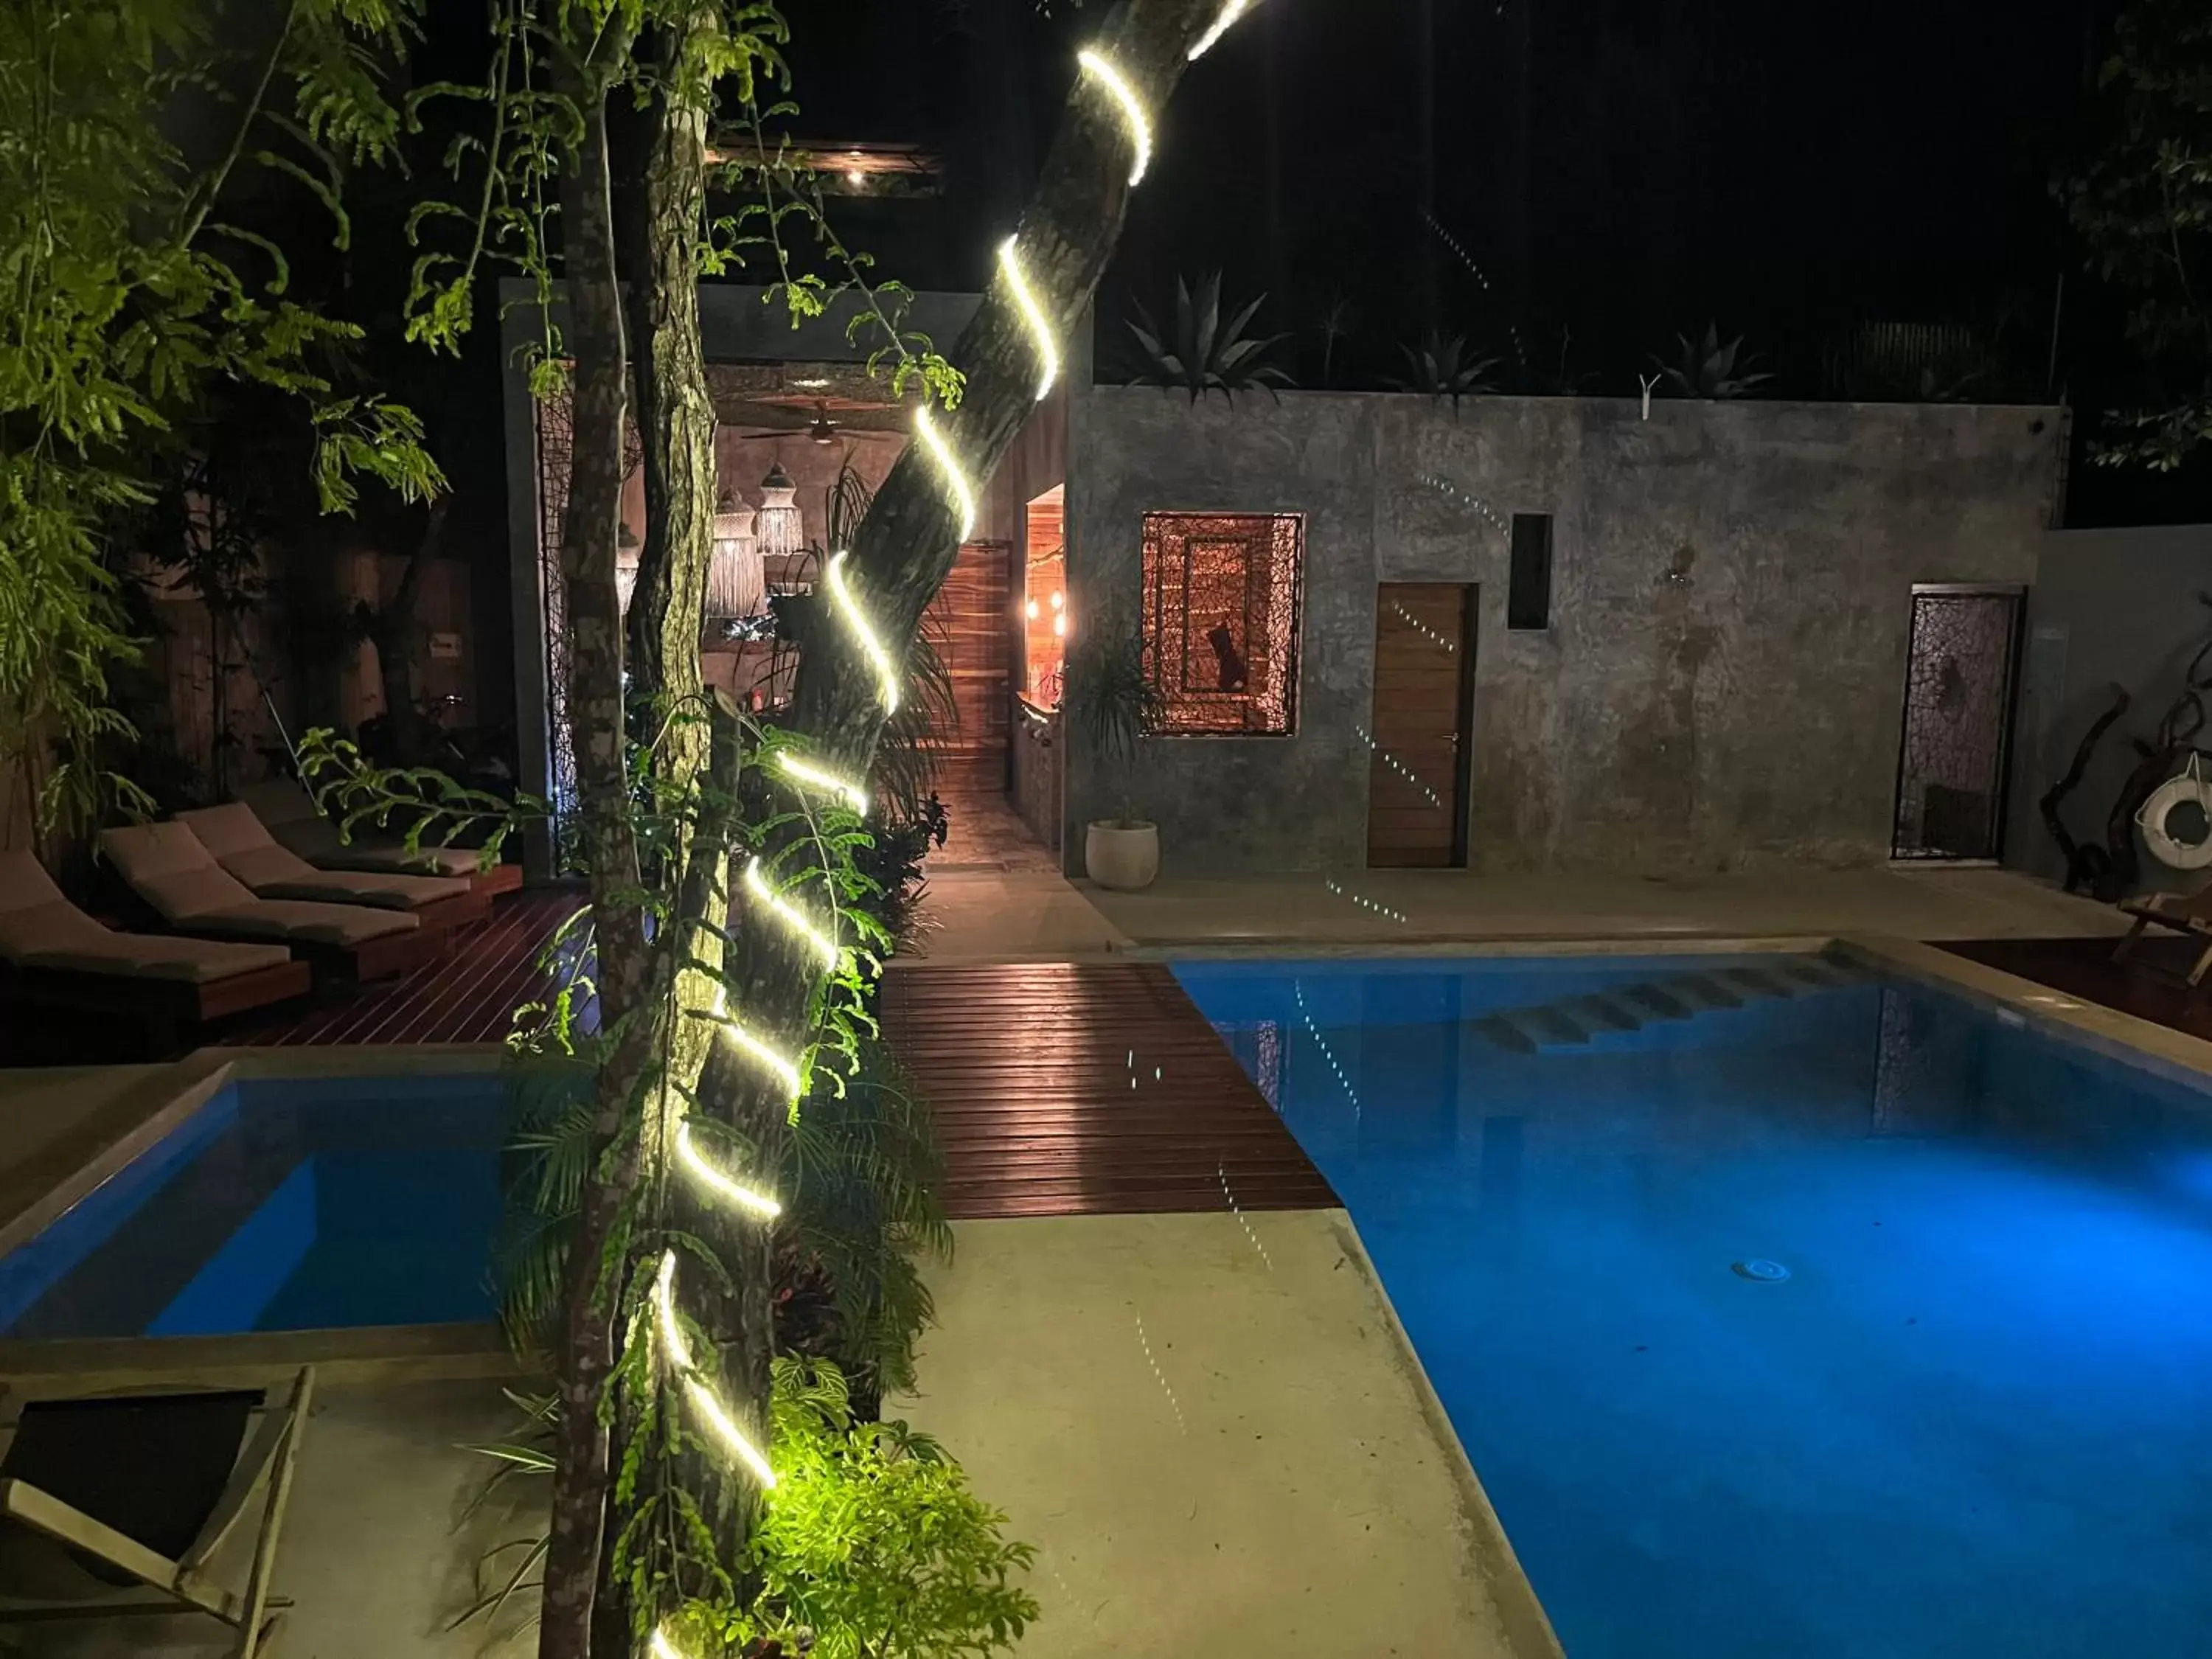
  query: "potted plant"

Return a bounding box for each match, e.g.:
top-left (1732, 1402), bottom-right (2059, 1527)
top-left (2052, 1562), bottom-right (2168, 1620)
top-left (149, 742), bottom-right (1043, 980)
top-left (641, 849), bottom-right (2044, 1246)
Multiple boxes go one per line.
top-left (1066, 616), bottom-right (1164, 891)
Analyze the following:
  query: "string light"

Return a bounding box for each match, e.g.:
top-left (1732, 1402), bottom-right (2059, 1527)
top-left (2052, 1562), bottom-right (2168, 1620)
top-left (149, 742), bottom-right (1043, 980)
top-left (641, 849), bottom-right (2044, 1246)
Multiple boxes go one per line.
top-left (1294, 980), bottom-right (1360, 1119)
top-left (1388, 600), bottom-right (1456, 654)
top-left (1077, 49), bottom-right (1152, 187)
top-left (1324, 877), bottom-right (1407, 924)
top-left (998, 235), bottom-right (1060, 401)
top-left (1416, 473), bottom-right (1508, 535)
top-left (713, 992), bottom-right (805, 1105)
top-left (1189, 0), bottom-right (1257, 59)
top-left (824, 552), bottom-right (901, 716)
top-left (674, 1121), bottom-right (783, 1220)
top-left (775, 751), bottom-right (869, 816)
top-left (650, 1632), bottom-right (687, 1659)
top-left (743, 855), bottom-right (841, 970)
top-left (1354, 723), bottom-right (1444, 809)
top-left (655, 1251), bottom-right (778, 1489)
top-left (912, 403), bottom-right (977, 542)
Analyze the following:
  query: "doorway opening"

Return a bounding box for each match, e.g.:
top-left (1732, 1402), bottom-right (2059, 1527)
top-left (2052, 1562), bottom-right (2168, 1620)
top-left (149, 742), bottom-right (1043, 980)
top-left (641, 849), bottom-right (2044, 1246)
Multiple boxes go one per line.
top-left (1890, 584), bottom-right (2025, 862)
top-left (1366, 582), bottom-right (1478, 868)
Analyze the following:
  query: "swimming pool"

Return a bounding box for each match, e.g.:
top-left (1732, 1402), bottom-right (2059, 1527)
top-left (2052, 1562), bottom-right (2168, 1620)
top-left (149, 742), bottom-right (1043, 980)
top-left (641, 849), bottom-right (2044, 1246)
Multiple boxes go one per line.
top-left (0, 1074), bottom-right (508, 1340)
top-left (1176, 953), bottom-right (2212, 1659)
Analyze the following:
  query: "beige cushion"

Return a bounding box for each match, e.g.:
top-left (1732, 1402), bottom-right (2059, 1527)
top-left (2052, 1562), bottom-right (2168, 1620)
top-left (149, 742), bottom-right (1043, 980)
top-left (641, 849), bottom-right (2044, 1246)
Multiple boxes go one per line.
top-left (212, 843), bottom-right (467, 910)
top-left (179, 900), bottom-right (418, 948)
top-left (100, 822), bottom-right (257, 922)
top-left (0, 852), bottom-right (290, 983)
top-left (259, 806), bottom-right (481, 878)
top-left (174, 801), bottom-right (274, 860)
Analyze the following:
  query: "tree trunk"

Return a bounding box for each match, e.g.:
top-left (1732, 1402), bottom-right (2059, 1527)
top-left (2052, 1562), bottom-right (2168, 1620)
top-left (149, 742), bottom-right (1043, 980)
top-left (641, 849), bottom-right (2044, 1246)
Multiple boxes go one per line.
top-left (540, 29), bottom-right (652, 1659)
top-left (696, 0), bottom-right (1228, 1543)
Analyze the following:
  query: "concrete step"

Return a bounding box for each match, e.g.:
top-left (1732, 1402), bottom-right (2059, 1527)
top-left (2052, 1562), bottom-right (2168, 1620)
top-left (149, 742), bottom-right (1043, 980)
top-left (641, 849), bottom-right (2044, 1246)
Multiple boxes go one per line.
top-left (1570, 993), bottom-right (1645, 1033)
top-left (1624, 982), bottom-right (1694, 1020)
top-left (1521, 1004), bottom-right (1592, 1046)
top-left (1721, 964), bottom-right (1797, 999)
top-left (1672, 972), bottom-right (1745, 1010)
top-left (1473, 1013), bottom-right (1540, 1054)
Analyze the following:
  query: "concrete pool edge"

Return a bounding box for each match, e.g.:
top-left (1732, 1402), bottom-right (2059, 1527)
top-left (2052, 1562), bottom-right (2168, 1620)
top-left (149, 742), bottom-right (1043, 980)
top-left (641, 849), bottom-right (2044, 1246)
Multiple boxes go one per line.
top-left (0, 1318), bottom-right (525, 1396)
top-left (1326, 1208), bottom-right (1569, 1659)
top-left (1834, 934), bottom-right (2212, 1092)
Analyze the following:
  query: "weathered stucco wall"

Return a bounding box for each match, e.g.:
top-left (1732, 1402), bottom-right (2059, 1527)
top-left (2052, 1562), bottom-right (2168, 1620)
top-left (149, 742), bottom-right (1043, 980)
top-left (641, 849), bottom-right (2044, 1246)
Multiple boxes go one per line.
top-left (1064, 388), bottom-right (2061, 876)
top-left (2005, 524), bottom-right (2212, 897)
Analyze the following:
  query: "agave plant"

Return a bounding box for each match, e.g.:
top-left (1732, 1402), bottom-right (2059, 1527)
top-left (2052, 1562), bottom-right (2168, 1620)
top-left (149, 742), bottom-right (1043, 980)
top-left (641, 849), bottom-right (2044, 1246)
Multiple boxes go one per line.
top-left (1389, 330), bottom-right (1500, 403)
top-left (1655, 323), bottom-right (1773, 399)
top-left (1126, 271), bottom-right (1295, 403)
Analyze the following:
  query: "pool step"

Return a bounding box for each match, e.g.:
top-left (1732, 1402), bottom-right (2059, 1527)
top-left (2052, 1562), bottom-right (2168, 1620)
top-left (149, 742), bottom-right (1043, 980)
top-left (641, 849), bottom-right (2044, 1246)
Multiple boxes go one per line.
top-left (1472, 956), bottom-right (1875, 1054)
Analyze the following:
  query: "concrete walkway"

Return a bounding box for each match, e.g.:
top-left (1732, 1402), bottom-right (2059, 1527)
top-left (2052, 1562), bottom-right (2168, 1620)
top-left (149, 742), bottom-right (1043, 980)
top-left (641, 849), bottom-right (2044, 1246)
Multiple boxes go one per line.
top-left (894, 1211), bottom-right (1562, 1659)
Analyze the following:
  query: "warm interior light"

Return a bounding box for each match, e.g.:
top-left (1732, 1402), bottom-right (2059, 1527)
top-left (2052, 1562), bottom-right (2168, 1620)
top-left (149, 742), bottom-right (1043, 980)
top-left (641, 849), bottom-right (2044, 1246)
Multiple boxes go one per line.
top-left (1053, 613), bottom-right (1066, 637)
top-left (845, 169), bottom-right (864, 187)
top-left (1050, 591), bottom-right (1064, 610)
top-left (1026, 599), bottom-right (1040, 619)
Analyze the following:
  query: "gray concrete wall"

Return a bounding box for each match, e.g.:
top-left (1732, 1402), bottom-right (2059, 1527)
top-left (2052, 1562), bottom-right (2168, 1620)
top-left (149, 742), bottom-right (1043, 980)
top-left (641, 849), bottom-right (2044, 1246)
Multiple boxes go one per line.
top-left (1064, 388), bottom-right (2062, 877)
top-left (2006, 524), bottom-right (2212, 896)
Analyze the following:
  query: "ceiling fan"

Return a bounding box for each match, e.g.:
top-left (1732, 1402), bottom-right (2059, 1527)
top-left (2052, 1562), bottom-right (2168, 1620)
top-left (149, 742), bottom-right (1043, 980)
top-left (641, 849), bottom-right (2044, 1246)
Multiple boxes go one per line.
top-left (726, 398), bottom-right (905, 447)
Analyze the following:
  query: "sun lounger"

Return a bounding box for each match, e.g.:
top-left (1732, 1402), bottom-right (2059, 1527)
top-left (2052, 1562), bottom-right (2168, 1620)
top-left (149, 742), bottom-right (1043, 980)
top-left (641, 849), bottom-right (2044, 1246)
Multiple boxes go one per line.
top-left (2112, 884), bottom-right (2212, 987)
top-left (0, 852), bottom-right (310, 1037)
top-left (0, 1366), bottom-right (313, 1657)
top-left (176, 804), bottom-right (489, 933)
top-left (99, 823), bottom-right (428, 984)
top-left (238, 779), bottom-right (523, 897)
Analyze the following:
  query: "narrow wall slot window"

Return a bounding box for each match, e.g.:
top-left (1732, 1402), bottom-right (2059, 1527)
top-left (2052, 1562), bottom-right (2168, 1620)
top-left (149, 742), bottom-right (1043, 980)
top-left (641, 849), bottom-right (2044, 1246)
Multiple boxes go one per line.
top-left (1507, 513), bottom-right (1554, 631)
top-left (1139, 512), bottom-right (1304, 735)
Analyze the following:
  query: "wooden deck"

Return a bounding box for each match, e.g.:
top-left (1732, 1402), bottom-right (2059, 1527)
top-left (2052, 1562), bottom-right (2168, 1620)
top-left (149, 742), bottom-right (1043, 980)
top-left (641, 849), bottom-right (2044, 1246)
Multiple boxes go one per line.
top-left (879, 961), bottom-right (1338, 1220)
top-left (1942, 933), bottom-right (2212, 1046)
top-left (226, 888), bottom-right (591, 1047)
top-left (218, 895), bottom-right (1330, 1220)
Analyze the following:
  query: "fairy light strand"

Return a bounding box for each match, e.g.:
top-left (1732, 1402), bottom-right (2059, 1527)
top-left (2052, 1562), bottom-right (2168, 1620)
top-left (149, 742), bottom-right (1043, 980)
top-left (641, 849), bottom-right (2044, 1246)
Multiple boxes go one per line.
top-left (1077, 49), bottom-right (1152, 187)
top-left (674, 1121), bottom-right (783, 1220)
top-left (1354, 723), bottom-right (1444, 810)
top-left (743, 855), bottom-right (841, 970)
top-left (1324, 877), bottom-right (1408, 925)
top-left (775, 751), bottom-right (869, 816)
top-left (1388, 600), bottom-right (1457, 655)
top-left (1189, 0), bottom-right (1256, 59)
top-left (824, 552), bottom-right (902, 716)
top-left (1294, 980), bottom-right (1361, 1119)
top-left (655, 1252), bottom-right (778, 1489)
top-left (998, 235), bottom-right (1060, 401)
top-left (1416, 473), bottom-right (1508, 536)
top-left (712, 990), bottom-right (805, 1105)
top-left (912, 403), bottom-right (977, 543)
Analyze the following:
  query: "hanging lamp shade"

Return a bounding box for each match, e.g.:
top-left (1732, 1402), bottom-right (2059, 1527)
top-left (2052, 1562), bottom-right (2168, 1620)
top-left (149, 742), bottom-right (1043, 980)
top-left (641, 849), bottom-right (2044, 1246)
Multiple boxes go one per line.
top-left (706, 504), bottom-right (764, 620)
top-left (616, 522), bottom-right (641, 614)
top-left (754, 460), bottom-right (803, 560)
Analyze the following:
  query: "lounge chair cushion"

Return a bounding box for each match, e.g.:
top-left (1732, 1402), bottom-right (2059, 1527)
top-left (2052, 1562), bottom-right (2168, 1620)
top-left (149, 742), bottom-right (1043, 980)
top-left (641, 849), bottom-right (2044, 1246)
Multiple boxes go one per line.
top-left (0, 854), bottom-right (289, 983)
top-left (99, 825), bottom-right (420, 946)
top-left (234, 782), bottom-right (484, 878)
top-left (177, 805), bottom-right (470, 909)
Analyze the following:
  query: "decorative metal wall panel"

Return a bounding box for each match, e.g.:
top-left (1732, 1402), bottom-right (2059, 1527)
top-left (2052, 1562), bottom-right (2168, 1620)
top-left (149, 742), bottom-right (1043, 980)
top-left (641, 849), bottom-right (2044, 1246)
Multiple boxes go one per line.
top-left (1891, 589), bottom-right (2022, 860)
top-left (1139, 512), bottom-right (1303, 735)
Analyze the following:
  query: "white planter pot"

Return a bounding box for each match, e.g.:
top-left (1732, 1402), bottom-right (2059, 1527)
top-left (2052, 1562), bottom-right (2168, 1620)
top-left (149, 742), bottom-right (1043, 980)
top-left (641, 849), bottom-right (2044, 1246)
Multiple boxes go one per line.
top-left (1085, 820), bottom-right (1160, 891)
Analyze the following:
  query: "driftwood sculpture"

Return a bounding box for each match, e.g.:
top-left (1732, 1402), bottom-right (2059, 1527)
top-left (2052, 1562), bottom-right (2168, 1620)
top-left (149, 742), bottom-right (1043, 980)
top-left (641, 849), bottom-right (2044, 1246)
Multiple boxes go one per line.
top-left (2045, 593), bottom-right (2212, 902)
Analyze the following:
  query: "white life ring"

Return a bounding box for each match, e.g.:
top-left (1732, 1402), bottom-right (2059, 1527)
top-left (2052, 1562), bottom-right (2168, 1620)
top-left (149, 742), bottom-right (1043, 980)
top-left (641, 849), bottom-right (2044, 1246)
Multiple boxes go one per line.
top-left (2138, 754), bottom-right (2212, 871)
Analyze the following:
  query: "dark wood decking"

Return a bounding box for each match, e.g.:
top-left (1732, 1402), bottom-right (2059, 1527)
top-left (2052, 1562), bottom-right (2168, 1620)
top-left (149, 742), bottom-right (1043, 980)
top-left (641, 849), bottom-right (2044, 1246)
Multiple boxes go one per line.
top-left (218, 897), bottom-right (1333, 1220)
top-left (226, 888), bottom-right (591, 1047)
top-left (1941, 934), bottom-right (2212, 1046)
top-left (879, 961), bottom-right (1338, 1220)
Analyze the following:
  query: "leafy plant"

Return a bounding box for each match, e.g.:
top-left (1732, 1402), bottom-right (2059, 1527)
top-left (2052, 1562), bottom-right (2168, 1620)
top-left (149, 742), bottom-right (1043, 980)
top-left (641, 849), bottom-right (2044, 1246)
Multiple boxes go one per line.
top-left (1126, 271), bottom-right (1294, 403)
top-left (1654, 323), bottom-right (1772, 400)
top-left (1314, 293), bottom-right (1358, 389)
top-left (1389, 330), bottom-right (1500, 404)
top-left (704, 1358), bottom-right (1037, 1659)
top-left (1064, 616), bottom-right (1161, 826)
top-left (2057, 0), bottom-right (2212, 470)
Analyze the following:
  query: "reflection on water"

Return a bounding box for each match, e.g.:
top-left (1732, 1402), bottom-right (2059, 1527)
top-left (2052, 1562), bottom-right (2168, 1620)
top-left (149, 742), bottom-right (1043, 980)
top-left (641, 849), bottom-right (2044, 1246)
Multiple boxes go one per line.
top-left (1179, 956), bottom-right (2212, 1659)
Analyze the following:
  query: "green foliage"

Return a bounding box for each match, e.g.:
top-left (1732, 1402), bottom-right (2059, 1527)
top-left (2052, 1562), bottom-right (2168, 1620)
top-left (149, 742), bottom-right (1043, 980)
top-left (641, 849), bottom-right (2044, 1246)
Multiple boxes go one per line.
top-left (0, 0), bottom-right (442, 832)
top-left (1126, 271), bottom-right (1295, 403)
top-left (2059, 0), bottom-right (2212, 469)
top-left (1063, 614), bottom-right (1161, 824)
top-left (695, 1357), bottom-right (1036, 1659)
top-left (1389, 329), bottom-right (1500, 403)
top-left (293, 726), bottom-right (540, 869)
top-left (1653, 322), bottom-right (1772, 400)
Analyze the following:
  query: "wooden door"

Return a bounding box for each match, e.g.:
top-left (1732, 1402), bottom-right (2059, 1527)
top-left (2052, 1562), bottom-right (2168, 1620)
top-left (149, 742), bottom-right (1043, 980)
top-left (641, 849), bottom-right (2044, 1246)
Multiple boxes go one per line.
top-left (922, 540), bottom-right (1014, 798)
top-left (1366, 582), bottom-right (1476, 868)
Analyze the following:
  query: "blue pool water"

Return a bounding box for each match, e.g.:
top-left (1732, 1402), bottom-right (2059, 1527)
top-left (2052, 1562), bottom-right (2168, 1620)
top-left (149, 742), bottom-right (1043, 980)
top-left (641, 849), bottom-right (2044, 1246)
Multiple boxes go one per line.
top-left (0, 1074), bottom-right (507, 1339)
top-left (1176, 956), bottom-right (2212, 1659)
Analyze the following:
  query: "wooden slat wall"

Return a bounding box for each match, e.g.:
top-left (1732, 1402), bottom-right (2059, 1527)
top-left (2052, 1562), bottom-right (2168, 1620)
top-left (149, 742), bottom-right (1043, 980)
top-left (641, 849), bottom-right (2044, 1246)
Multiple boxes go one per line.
top-left (1367, 583), bottom-right (1472, 869)
top-left (922, 540), bottom-right (1012, 794)
top-left (880, 963), bottom-right (1339, 1220)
